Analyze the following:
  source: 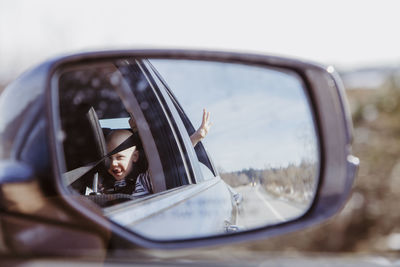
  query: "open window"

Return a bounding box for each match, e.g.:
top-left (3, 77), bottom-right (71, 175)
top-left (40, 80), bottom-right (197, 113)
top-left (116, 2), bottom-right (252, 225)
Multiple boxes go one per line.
top-left (144, 60), bottom-right (218, 179)
top-left (56, 59), bottom-right (193, 207)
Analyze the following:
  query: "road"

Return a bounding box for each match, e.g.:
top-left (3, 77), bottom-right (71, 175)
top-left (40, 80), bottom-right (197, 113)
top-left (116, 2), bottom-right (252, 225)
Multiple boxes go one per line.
top-left (235, 184), bottom-right (308, 230)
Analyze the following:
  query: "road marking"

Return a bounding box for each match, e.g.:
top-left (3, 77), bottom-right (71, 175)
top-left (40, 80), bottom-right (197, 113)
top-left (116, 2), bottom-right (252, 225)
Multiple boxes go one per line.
top-left (255, 186), bottom-right (286, 222)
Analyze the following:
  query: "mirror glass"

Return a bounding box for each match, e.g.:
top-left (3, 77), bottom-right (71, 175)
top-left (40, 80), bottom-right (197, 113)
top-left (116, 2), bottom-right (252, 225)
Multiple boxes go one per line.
top-left (56, 57), bottom-right (319, 241)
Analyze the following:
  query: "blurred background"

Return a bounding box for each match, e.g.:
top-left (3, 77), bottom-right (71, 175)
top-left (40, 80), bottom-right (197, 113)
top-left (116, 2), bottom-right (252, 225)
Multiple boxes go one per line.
top-left (1, 0), bottom-right (400, 257)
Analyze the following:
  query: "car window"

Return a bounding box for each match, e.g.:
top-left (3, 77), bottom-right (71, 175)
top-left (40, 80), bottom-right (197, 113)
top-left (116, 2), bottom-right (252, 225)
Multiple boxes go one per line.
top-left (145, 60), bottom-right (218, 180)
top-left (56, 60), bottom-right (192, 207)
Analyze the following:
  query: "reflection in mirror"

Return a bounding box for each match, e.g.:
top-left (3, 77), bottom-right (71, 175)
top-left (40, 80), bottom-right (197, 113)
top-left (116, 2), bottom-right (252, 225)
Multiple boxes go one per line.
top-left (56, 57), bottom-right (319, 241)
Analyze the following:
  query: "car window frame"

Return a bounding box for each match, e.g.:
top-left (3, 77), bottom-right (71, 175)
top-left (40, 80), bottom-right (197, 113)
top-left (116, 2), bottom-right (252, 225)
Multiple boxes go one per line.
top-left (145, 59), bottom-right (219, 179)
top-left (135, 59), bottom-right (207, 184)
top-left (115, 59), bottom-right (194, 190)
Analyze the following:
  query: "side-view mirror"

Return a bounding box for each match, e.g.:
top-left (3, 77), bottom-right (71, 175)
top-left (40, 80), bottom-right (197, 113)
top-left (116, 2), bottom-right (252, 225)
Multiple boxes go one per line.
top-left (0, 50), bottom-right (358, 250)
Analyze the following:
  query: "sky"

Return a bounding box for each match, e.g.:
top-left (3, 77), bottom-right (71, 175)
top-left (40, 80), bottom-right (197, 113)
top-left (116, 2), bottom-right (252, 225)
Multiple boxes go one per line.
top-left (1, 0), bottom-right (400, 84)
top-left (150, 59), bottom-right (317, 171)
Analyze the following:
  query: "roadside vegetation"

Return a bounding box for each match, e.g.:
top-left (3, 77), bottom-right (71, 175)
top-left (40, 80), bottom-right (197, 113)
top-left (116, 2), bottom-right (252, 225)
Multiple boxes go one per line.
top-left (221, 161), bottom-right (317, 204)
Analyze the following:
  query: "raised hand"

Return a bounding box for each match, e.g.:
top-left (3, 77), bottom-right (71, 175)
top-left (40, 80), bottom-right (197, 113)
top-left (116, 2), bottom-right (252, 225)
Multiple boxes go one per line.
top-left (190, 108), bottom-right (212, 146)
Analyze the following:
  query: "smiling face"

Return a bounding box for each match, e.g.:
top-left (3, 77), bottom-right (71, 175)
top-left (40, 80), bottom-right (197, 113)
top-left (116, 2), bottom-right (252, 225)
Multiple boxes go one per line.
top-left (106, 130), bottom-right (139, 181)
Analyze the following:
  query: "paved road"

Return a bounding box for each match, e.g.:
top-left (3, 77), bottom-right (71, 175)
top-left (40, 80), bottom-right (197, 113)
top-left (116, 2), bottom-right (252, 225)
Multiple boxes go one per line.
top-left (235, 184), bottom-right (308, 230)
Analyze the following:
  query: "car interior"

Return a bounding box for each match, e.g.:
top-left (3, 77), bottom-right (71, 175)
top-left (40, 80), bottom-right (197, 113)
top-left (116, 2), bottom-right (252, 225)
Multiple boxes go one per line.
top-left (57, 63), bottom-right (157, 208)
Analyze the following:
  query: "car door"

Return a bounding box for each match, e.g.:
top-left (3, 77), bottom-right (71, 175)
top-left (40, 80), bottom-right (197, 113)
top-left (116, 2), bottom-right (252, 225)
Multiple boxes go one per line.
top-left (57, 58), bottom-right (238, 240)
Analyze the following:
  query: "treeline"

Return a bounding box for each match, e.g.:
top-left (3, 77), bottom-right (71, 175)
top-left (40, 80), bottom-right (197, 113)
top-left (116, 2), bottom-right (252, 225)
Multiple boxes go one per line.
top-left (220, 161), bottom-right (317, 204)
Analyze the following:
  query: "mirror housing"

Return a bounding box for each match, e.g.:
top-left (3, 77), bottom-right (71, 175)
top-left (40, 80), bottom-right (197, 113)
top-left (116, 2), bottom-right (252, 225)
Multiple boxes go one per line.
top-left (0, 49), bottom-right (358, 250)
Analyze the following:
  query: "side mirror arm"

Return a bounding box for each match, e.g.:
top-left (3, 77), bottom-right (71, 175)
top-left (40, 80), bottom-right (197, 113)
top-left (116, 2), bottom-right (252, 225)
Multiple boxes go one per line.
top-left (0, 160), bottom-right (34, 184)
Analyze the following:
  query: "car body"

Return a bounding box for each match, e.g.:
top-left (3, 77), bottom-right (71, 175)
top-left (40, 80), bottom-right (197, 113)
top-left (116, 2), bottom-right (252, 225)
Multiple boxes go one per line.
top-left (0, 49), bottom-right (358, 264)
